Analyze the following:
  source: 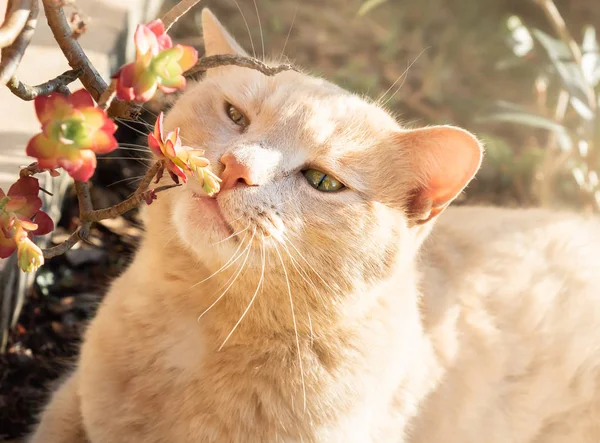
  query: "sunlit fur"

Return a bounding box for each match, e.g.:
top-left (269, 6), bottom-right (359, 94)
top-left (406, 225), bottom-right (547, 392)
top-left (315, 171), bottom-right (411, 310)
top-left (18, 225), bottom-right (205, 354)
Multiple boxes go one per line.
top-left (30, 9), bottom-right (600, 443)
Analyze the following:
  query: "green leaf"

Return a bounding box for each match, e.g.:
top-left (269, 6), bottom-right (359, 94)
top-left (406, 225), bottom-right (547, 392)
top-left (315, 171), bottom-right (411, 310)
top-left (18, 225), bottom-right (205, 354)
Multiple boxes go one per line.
top-left (582, 26), bottom-right (600, 87)
top-left (357, 0), bottom-right (388, 16)
top-left (477, 102), bottom-right (573, 151)
top-left (532, 29), bottom-right (595, 120)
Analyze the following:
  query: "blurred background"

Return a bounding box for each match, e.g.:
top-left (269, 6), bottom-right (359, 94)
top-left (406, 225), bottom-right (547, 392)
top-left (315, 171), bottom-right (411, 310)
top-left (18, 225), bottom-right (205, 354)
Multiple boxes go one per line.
top-left (166, 0), bottom-right (600, 211)
top-left (1, 0), bottom-right (599, 440)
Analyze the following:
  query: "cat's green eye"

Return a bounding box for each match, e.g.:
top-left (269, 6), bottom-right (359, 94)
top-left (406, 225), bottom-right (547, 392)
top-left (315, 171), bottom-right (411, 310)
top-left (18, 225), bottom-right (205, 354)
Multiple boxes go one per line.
top-left (226, 103), bottom-right (248, 127)
top-left (303, 169), bottom-right (345, 192)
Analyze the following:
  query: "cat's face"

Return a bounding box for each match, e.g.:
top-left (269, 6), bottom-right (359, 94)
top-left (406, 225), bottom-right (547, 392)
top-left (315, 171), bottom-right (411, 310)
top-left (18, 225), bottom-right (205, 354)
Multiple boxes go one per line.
top-left (158, 10), bottom-right (482, 293)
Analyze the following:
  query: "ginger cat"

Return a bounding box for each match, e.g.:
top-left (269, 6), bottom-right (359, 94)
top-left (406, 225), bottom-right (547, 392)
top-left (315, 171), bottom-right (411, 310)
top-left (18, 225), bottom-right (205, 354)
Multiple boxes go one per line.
top-left (29, 9), bottom-right (600, 443)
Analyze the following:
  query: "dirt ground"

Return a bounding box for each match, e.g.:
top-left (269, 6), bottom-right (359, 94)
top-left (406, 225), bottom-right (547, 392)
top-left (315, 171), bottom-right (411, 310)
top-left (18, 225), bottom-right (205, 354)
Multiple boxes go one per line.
top-left (1, 0), bottom-right (599, 439)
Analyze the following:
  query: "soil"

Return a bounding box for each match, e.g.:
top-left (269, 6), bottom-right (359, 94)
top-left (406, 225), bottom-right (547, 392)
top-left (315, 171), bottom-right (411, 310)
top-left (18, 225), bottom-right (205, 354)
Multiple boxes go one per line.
top-left (0, 119), bottom-right (151, 441)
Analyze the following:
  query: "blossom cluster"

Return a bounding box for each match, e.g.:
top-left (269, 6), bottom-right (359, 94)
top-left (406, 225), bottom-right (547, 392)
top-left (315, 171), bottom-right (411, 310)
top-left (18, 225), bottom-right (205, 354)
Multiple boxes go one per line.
top-left (0, 177), bottom-right (53, 272)
top-left (7, 19), bottom-right (216, 272)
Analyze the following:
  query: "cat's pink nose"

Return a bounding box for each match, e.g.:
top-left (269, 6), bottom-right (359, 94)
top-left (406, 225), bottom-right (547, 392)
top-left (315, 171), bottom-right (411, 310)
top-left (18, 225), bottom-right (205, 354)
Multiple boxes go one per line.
top-left (219, 152), bottom-right (257, 191)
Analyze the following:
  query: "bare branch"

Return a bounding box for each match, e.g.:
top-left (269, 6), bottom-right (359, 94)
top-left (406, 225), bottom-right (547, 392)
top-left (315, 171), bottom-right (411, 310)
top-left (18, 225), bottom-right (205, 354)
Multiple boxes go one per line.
top-left (74, 180), bottom-right (93, 215)
top-left (84, 183), bottom-right (179, 222)
top-left (41, 0), bottom-right (135, 118)
top-left (97, 79), bottom-right (117, 110)
top-left (0, 0), bottom-right (38, 86)
top-left (19, 162), bottom-right (60, 178)
top-left (161, 0), bottom-right (203, 32)
top-left (42, 224), bottom-right (91, 259)
top-left (533, 0), bottom-right (582, 65)
top-left (186, 54), bottom-right (297, 77)
top-left (0, 0), bottom-right (32, 48)
top-left (83, 162), bottom-right (165, 222)
top-left (533, 0), bottom-right (596, 110)
top-left (39, 162), bottom-right (166, 256)
top-left (7, 68), bottom-right (82, 100)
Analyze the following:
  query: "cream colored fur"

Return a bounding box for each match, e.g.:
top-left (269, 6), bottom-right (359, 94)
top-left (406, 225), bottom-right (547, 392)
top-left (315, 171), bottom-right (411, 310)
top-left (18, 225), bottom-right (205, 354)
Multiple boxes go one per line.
top-left (28, 9), bottom-right (600, 443)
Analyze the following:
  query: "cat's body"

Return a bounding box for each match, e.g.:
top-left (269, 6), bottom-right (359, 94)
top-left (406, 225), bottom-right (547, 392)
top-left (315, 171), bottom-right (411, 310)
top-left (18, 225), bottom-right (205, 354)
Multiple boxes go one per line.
top-left (29, 9), bottom-right (600, 443)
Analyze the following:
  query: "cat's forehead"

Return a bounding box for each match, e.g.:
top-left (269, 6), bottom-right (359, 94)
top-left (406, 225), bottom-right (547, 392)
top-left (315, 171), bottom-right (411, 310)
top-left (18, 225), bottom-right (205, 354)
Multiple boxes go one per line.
top-left (210, 68), bottom-right (400, 143)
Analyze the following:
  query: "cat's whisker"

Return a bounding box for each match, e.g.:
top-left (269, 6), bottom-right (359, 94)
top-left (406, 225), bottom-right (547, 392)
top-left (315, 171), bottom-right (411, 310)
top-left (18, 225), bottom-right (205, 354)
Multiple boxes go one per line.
top-left (218, 235), bottom-right (265, 351)
top-left (119, 142), bottom-right (152, 150)
top-left (116, 146), bottom-right (151, 154)
top-left (252, 0), bottom-right (265, 61)
top-left (197, 229), bottom-right (255, 320)
top-left (280, 239), bottom-right (318, 293)
top-left (116, 117), bottom-right (154, 129)
top-left (274, 186), bottom-right (303, 208)
top-left (106, 175), bottom-right (145, 188)
top-left (97, 157), bottom-right (153, 162)
top-left (116, 118), bottom-right (151, 138)
top-left (279, 3), bottom-right (298, 61)
top-left (162, 231), bottom-right (179, 251)
top-left (191, 229), bottom-right (251, 289)
top-left (282, 234), bottom-right (338, 296)
top-left (141, 106), bottom-right (160, 120)
top-left (378, 47), bottom-right (429, 106)
top-left (280, 239), bottom-right (329, 309)
top-left (231, 0), bottom-right (256, 59)
top-left (211, 224), bottom-right (251, 246)
top-left (306, 310), bottom-right (314, 348)
top-left (274, 242), bottom-right (307, 413)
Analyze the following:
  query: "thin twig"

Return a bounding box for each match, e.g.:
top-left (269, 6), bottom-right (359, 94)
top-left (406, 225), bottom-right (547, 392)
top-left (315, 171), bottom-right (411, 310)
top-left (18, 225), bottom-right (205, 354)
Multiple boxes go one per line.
top-left (161, 0), bottom-right (203, 32)
top-left (40, 162), bottom-right (165, 256)
top-left (0, 0), bottom-right (38, 86)
top-left (533, 0), bottom-right (596, 110)
top-left (41, 0), bottom-right (134, 118)
top-left (533, 0), bottom-right (582, 65)
top-left (74, 180), bottom-right (93, 216)
top-left (6, 68), bottom-right (82, 100)
top-left (42, 224), bottom-right (90, 258)
top-left (186, 54), bottom-right (297, 77)
top-left (19, 162), bottom-right (59, 178)
top-left (133, 161), bottom-right (163, 194)
top-left (0, 0), bottom-right (32, 48)
top-left (97, 79), bottom-right (117, 110)
top-left (84, 183), bottom-right (179, 222)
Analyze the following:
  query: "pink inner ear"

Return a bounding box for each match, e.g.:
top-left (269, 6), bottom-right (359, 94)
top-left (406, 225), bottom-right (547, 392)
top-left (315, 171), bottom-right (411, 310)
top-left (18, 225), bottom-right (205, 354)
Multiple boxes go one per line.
top-left (404, 126), bottom-right (483, 210)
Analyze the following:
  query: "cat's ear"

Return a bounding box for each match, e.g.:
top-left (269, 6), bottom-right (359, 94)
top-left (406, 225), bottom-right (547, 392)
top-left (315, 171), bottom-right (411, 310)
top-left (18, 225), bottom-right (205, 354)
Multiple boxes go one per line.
top-left (395, 125), bottom-right (482, 224)
top-left (201, 8), bottom-right (247, 57)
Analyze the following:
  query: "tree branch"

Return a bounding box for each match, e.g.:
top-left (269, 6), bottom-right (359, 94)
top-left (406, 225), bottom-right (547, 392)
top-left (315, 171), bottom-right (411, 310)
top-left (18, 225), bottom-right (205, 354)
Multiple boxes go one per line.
top-left (84, 183), bottom-right (178, 222)
top-left (97, 79), bottom-right (117, 110)
top-left (533, 0), bottom-right (582, 65)
top-left (43, 224), bottom-right (90, 258)
top-left (0, 0), bottom-right (32, 48)
top-left (74, 180), bottom-right (93, 215)
top-left (161, 0), bottom-right (203, 32)
top-left (39, 162), bottom-right (169, 257)
top-left (6, 68), bottom-right (82, 100)
top-left (0, 0), bottom-right (38, 86)
top-left (41, 0), bottom-right (134, 118)
top-left (186, 54), bottom-right (297, 77)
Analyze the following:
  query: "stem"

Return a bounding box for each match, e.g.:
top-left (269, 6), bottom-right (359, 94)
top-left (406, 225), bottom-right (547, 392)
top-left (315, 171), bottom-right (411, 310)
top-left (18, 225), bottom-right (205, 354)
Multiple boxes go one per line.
top-left (84, 183), bottom-right (178, 222)
top-left (0, 0), bottom-right (32, 48)
top-left (186, 54), bottom-right (297, 77)
top-left (41, 0), bottom-right (134, 118)
top-left (40, 162), bottom-right (167, 256)
top-left (0, 0), bottom-right (38, 86)
top-left (533, 0), bottom-right (596, 110)
top-left (6, 68), bottom-right (82, 100)
top-left (74, 180), bottom-right (93, 215)
top-left (97, 79), bottom-right (117, 110)
top-left (533, 0), bottom-right (582, 65)
top-left (161, 0), bottom-right (203, 32)
top-left (42, 224), bottom-right (90, 258)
